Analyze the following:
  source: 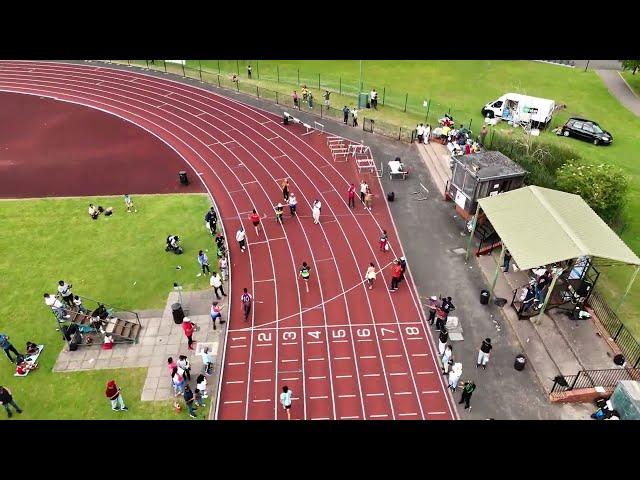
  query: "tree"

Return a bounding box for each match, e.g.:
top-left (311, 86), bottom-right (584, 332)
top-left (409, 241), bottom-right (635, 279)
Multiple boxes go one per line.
top-left (556, 162), bottom-right (629, 224)
top-left (621, 60), bottom-right (640, 74)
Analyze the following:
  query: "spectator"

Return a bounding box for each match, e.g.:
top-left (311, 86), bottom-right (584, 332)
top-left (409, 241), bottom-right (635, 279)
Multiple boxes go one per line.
top-left (58, 280), bottom-right (74, 307)
top-left (441, 344), bottom-right (453, 374)
top-left (88, 203), bottom-right (99, 220)
top-left (195, 385), bottom-right (206, 408)
top-left (477, 338), bottom-right (492, 369)
top-left (288, 192), bottom-right (298, 216)
top-left (236, 227), bottom-right (247, 253)
top-left (459, 380), bottom-right (476, 409)
top-left (352, 107), bottom-right (358, 127)
top-left (184, 384), bottom-right (197, 418)
top-left (218, 256), bottom-right (228, 281)
top-left (73, 295), bottom-right (88, 314)
top-left (210, 301), bottom-right (224, 330)
top-left (416, 123), bottom-right (425, 143)
top-left (364, 192), bottom-right (374, 211)
top-left (216, 233), bottom-right (227, 258)
top-left (427, 295), bottom-right (439, 325)
top-left (200, 347), bottom-right (213, 376)
top-left (343, 105), bottom-right (350, 124)
top-left (181, 317), bottom-right (196, 351)
top-left (0, 333), bottom-right (21, 363)
top-left (44, 293), bottom-right (70, 322)
top-left (177, 355), bottom-right (191, 382)
top-left (247, 64), bottom-right (252, 79)
top-left (124, 194), bottom-right (136, 213)
top-left (210, 272), bottom-right (226, 300)
top-left (172, 366), bottom-right (185, 396)
top-left (438, 327), bottom-right (449, 357)
top-left (308, 92), bottom-right (314, 109)
top-left (292, 91), bottom-right (299, 109)
top-left (370, 88), bottom-right (378, 109)
top-left (441, 296), bottom-right (456, 320)
top-left (448, 362), bottom-right (463, 392)
top-left (196, 374), bottom-right (208, 398)
top-left (0, 385), bottom-right (23, 418)
top-left (105, 380), bottom-right (128, 412)
top-left (167, 357), bottom-right (177, 377)
top-left (502, 250), bottom-right (512, 272)
top-left (360, 181), bottom-right (369, 204)
top-left (25, 341), bottom-right (40, 355)
top-left (205, 207), bottom-right (218, 235)
top-left (479, 125), bottom-right (488, 146)
top-left (323, 90), bottom-right (331, 108)
top-left (424, 123), bottom-right (431, 143)
top-left (435, 305), bottom-right (447, 331)
top-left (198, 250), bottom-right (211, 275)
top-left (379, 230), bottom-right (388, 252)
top-left (398, 257), bottom-right (407, 281)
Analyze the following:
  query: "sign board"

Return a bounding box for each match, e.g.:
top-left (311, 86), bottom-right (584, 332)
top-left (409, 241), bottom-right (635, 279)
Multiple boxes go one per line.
top-left (454, 190), bottom-right (466, 209)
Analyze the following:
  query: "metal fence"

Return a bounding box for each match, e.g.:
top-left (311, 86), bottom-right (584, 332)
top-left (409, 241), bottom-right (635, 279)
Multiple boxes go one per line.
top-left (551, 367), bottom-right (640, 394)
top-left (107, 61), bottom-right (484, 143)
top-left (588, 289), bottom-right (640, 368)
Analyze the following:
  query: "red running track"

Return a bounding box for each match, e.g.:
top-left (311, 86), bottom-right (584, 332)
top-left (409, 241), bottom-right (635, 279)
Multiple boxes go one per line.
top-left (0, 61), bottom-right (457, 420)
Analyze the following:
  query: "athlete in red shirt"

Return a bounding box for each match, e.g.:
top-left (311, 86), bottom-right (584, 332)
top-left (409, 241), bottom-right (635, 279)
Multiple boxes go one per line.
top-left (347, 184), bottom-right (356, 208)
top-left (389, 260), bottom-right (403, 292)
top-left (249, 209), bottom-right (262, 236)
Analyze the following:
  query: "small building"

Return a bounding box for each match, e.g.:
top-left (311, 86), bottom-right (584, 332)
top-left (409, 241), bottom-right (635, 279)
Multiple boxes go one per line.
top-left (447, 151), bottom-right (527, 220)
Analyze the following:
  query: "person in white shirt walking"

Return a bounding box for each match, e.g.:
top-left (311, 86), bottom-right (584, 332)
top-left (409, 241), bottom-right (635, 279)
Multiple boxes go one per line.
top-left (198, 250), bottom-right (210, 275)
top-left (370, 88), bottom-right (378, 109)
top-left (365, 262), bottom-right (377, 290)
top-left (312, 200), bottom-right (322, 225)
top-left (44, 293), bottom-right (70, 322)
top-left (210, 272), bottom-right (226, 300)
top-left (236, 227), bottom-right (247, 252)
top-left (288, 192), bottom-right (298, 216)
top-left (352, 107), bottom-right (358, 127)
top-left (57, 280), bottom-right (74, 307)
top-left (280, 385), bottom-right (293, 420)
top-left (218, 256), bottom-right (228, 281)
top-left (241, 288), bottom-right (252, 322)
top-left (124, 194), bottom-right (137, 213)
top-left (359, 181), bottom-right (369, 204)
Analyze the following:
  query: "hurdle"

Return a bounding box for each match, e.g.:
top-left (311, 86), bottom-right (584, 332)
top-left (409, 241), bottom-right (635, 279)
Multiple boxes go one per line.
top-left (357, 158), bottom-right (377, 174)
top-left (314, 121), bottom-right (325, 134)
top-left (375, 161), bottom-right (383, 178)
top-left (302, 123), bottom-right (314, 135)
top-left (412, 182), bottom-right (429, 201)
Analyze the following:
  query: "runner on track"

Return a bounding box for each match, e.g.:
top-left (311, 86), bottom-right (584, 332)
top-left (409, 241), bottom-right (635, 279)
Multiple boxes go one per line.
top-left (241, 288), bottom-right (252, 322)
top-left (236, 227), bottom-right (247, 253)
top-left (379, 230), bottom-right (389, 252)
top-left (312, 200), bottom-right (321, 225)
top-left (280, 386), bottom-right (293, 420)
top-left (389, 260), bottom-right (403, 292)
top-left (274, 202), bottom-right (284, 225)
top-left (249, 209), bottom-right (265, 236)
top-left (365, 262), bottom-right (377, 290)
top-left (288, 193), bottom-right (298, 216)
top-left (281, 178), bottom-right (290, 202)
top-left (347, 183), bottom-right (356, 208)
top-left (299, 262), bottom-right (311, 293)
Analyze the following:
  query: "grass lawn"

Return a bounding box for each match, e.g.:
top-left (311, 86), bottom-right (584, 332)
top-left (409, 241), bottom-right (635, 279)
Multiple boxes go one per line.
top-left (126, 59), bottom-right (640, 337)
top-left (0, 194), bottom-right (216, 419)
top-left (621, 71), bottom-right (640, 97)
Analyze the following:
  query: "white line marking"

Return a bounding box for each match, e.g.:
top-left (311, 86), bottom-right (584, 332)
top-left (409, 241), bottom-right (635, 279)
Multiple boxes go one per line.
top-left (312, 417), bottom-right (331, 420)
top-left (255, 360), bottom-right (273, 364)
top-left (307, 341), bottom-right (323, 344)
top-left (282, 377), bottom-right (299, 381)
top-left (254, 379), bottom-right (272, 383)
top-left (228, 362), bottom-right (246, 366)
top-left (251, 237), bottom-right (286, 245)
top-left (416, 371), bottom-right (434, 375)
top-left (360, 355), bottom-right (376, 359)
top-left (332, 340), bottom-right (348, 343)
top-left (253, 399), bottom-right (271, 403)
top-left (281, 342), bottom-right (297, 345)
top-left (412, 353), bottom-right (429, 357)
top-left (254, 278), bottom-right (275, 283)
top-left (363, 374), bottom-right (380, 377)
top-left (223, 400), bottom-right (243, 404)
top-left (196, 112), bottom-right (207, 117)
top-left (339, 394), bottom-right (357, 398)
top-left (309, 376), bottom-right (326, 380)
top-left (222, 140), bottom-right (236, 145)
top-left (366, 393), bottom-right (385, 397)
top-left (370, 414), bottom-right (388, 418)
top-left (256, 343), bottom-right (272, 347)
top-left (266, 136), bottom-right (278, 141)
top-left (428, 411), bottom-right (447, 415)
top-left (315, 257), bottom-right (334, 262)
top-left (382, 338), bottom-right (398, 341)
top-left (340, 416), bottom-right (359, 419)
top-left (406, 337), bottom-right (424, 340)
top-left (390, 372), bottom-right (408, 376)
top-left (230, 345), bottom-right (247, 348)
top-left (308, 358), bottom-right (325, 361)
top-left (357, 339), bottom-right (373, 342)
top-left (394, 392), bottom-right (412, 396)
top-left (422, 390), bottom-right (440, 394)
top-left (226, 380), bottom-right (244, 384)
top-left (385, 354), bottom-right (402, 358)
top-left (399, 413), bottom-right (418, 417)
top-left (310, 396), bottom-right (328, 400)
top-left (230, 321), bottom-right (422, 332)
top-left (281, 359), bottom-right (298, 363)
top-left (335, 375), bottom-right (352, 379)
top-left (334, 357), bottom-right (351, 360)
top-left (242, 180), bottom-right (258, 185)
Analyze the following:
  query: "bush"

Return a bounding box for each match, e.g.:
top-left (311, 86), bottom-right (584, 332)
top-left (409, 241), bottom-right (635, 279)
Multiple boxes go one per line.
top-left (556, 161), bottom-right (629, 224)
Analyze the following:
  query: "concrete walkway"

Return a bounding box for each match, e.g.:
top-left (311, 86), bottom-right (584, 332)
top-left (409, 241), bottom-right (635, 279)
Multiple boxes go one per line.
top-left (597, 69), bottom-right (640, 117)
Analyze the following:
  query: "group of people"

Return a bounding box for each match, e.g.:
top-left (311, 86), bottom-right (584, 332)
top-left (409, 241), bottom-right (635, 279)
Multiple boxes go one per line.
top-left (1, 333), bottom-right (41, 375)
top-left (43, 280), bottom-right (77, 323)
top-left (87, 194), bottom-right (135, 220)
top-left (518, 266), bottom-right (553, 314)
top-left (415, 123), bottom-right (432, 143)
top-left (342, 105), bottom-right (358, 126)
top-left (292, 86), bottom-right (314, 109)
top-left (168, 350), bottom-right (211, 419)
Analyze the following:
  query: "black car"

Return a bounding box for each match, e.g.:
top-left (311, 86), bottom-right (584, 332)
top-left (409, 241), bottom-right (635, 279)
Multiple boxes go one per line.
top-left (559, 117), bottom-right (613, 145)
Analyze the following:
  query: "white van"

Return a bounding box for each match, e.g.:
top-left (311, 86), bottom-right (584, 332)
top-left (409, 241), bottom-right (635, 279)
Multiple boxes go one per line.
top-left (481, 93), bottom-right (556, 129)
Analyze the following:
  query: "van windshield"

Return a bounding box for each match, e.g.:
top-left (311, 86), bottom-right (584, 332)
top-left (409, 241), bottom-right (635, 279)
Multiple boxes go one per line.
top-left (591, 124), bottom-right (604, 134)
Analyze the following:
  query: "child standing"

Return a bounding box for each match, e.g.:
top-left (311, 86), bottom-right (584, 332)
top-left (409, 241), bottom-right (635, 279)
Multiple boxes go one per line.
top-left (288, 193), bottom-right (298, 216)
top-left (124, 194), bottom-right (136, 213)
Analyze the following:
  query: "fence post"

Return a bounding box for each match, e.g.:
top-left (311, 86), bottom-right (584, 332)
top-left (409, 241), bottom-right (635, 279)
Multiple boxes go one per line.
top-left (403, 93), bottom-right (408, 112)
top-left (469, 118), bottom-right (473, 132)
top-left (318, 73), bottom-right (321, 90)
top-left (339, 77), bottom-right (342, 94)
top-left (256, 86), bottom-right (259, 98)
top-left (236, 80), bottom-right (240, 93)
top-left (257, 60), bottom-right (260, 80)
top-left (127, 60), bottom-right (131, 66)
top-left (426, 98), bottom-right (430, 123)
top-left (236, 60), bottom-right (239, 75)
top-left (198, 63), bottom-right (203, 82)
top-left (217, 75), bottom-right (221, 88)
top-left (398, 127), bottom-right (402, 140)
top-left (181, 62), bottom-right (185, 77)
top-left (569, 371), bottom-right (581, 390)
top-left (217, 60), bottom-right (220, 74)
top-left (275, 91), bottom-right (279, 105)
top-left (382, 87), bottom-right (386, 106)
top-left (297, 68), bottom-right (300, 85)
top-left (163, 60), bottom-right (167, 73)
top-left (613, 324), bottom-right (624, 341)
top-left (320, 104), bottom-right (323, 119)
top-left (145, 59), bottom-right (149, 69)
top-left (277, 65), bottom-right (280, 83)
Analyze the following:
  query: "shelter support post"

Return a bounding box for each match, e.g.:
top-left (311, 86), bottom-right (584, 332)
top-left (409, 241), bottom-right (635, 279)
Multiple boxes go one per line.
top-left (533, 267), bottom-right (563, 325)
top-left (489, 244), bottom-right (505, 298)
top-left (615, 265), bottom-right (640, 313)
top-left (465, 210), bottom-right (480, 263)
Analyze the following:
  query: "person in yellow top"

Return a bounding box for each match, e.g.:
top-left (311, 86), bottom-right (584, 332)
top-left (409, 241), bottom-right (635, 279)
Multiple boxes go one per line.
top-left (274, 202), bottom-right (284, 225)
top-left (299, 261), bottom-right (311, 293)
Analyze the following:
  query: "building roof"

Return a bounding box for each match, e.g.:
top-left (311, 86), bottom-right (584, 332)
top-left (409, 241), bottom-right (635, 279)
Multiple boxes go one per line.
top-left (477, 186), bottom-right (640, 270)
top-left (452, 151), bottom-right (527, 181)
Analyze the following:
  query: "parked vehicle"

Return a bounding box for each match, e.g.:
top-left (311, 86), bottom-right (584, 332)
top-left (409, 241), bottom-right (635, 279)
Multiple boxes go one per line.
top-left (557, 117), bottom-right (613, 145)
top-left (481, 93), bottom-right (556, 129)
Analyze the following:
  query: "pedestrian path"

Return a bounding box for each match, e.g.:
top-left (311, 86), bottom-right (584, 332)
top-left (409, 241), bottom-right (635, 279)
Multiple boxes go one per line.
top-left (597, 69), bottom-right (640, 117)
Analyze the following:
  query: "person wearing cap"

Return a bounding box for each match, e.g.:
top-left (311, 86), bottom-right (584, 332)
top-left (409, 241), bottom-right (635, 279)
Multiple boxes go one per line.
top-left (274, 202), bottom-right (284, 224)
top-left (427, 295), bottom-right (439, 325)
top-left (389, 260), bottom-right (403, 292)
top-left (288, 192), bottom-right (297, 216)
top-left (182, 317), bottom-right (196, 351)
top-left (438, 327), bottom-right (449, 356)
top-left (477, 338), bottom-right (492, 369)
top-left (105, 380), bottom-right (128, 411)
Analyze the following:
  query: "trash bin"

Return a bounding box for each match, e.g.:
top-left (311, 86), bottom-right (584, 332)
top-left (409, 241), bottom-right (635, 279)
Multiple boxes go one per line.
top-left (358, 92), bottom-right (369, 109)
top-left (514, 354), bottom-right (526, 371)
top-left (172, 302), bottom-right (185, 324)
top-left (613, 354), bottom-right (625, 366)
top-left (283, 113), bottom-right (289, 125)
top-left (480, 289), bottom-right (490, 305)
top-left (179, 171), bottom-right (189, 185)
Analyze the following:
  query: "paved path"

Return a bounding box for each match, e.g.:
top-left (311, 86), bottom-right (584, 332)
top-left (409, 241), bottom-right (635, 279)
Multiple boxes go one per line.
top-left (597, 69), bottom-right (640, 117)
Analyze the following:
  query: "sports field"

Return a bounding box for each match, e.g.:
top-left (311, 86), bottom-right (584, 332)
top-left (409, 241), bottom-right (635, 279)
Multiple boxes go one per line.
top-left (192, 60), bottom-right (640, 336)
top-left (621, 71), bottom-right (640, 96)
top-left (0, 194), bottom-right (213, 419)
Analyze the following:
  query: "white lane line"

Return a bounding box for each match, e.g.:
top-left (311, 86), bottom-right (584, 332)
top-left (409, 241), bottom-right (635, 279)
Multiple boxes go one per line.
top-left (359, 356), bottom-right (377, 359)
top-left (363, 374), bottom-right (380, 377)
top-left (357, 339), bottom-right (373, 342)
top-left (312, 417), bottom-right (331, 420)
top-left (385, 354), bottom-right (402, 358)
top-left (332, 340), bottom-right (349, 343)
top-left (226, 380), bottom-right (244, 384)
top-left (334, 357), bottom-right (351, 360)
top-left (224, 400), bottom-right (243, 404)
top-left (422, 390), bottom-right (440, 394)
top-left (390, 373), bottom-right (408, 376)
top-left (231, 337), bottom-right (246, 341)
top-left (282, 359), bottom-right (298, 363)
top-left (399, 413), bottom-right (418, 417)
top-left (340, 416), bottom-right (359, 419)
top-left (254, 379), bottom-right (272, 383)
top-left (416, 371), bottom-right (434, 375)
top-left (412, 353), bottom-right (429, 357)
top-left (282, 342), bottom-right (297, 345)
top-left (339, 394), bottom-right (357, 398)
top-left (307, 341), bottom-right (323, 344)
top-left (230, 345), bottom-right (247, 348)
top-left (310, 396), bottom-right (328, 400)
top-left (222, 140), bottom-right (236, 145)
top-left (308, 358), bottom-right (325, 361)
top-left (253, 399), bottom-right (271, 403)
top-left (254, 278), bottom-right (275, 283)
top-left (315, 257), bottom-right (334, 262)
top-left (406, 337), bottom-right (424, 340)
top-left (255, 360), bottom-right (273, 364)
top-left (282, 377), bottom-right (299, 381)
top-left (228, 362), bottom-right (245, 366)
top-left (256, 343), bottom-right (272, 347)
top-left (197, 112), bottom-right (207, 118)
top-left (370, 414), bottom-right (388, 418)
top-left (428, 411), bottom-right (448, 415)
top-left (309, 376), bottom-right (326, 380)
top-left (394, 392), bottom-right (412, 396)
top-left (366, 393), bottom-right (385, 397)
top-left (335, 375), bottom-right (352, 379)
top-left (382, 338), bottom-right (398, 341)
top-left (251, 237), bottom-right (287, 245)
top-left (266, 136), bottom-right (279, 141)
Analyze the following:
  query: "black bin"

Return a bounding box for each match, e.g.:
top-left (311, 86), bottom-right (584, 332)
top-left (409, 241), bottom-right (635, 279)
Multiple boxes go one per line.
top-left (480, 289), bottom-right (490, 305)
top-left (172, 303), bottom-right (185, 324)
top-left (179, 171), bottom-right (189, 185)
top-left (283, 114), bottom-right (289, 125)
top-left (514, 354), bottom-right (526, 371)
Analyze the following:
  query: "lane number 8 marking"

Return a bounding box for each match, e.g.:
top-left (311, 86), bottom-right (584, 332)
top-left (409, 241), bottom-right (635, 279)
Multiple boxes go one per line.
top-left (405, 327), bottom-right (420, 335)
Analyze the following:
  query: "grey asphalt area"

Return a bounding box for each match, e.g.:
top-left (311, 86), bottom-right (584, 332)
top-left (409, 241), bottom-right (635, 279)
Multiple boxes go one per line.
top-left (597, 69), bottom-right (640, 117)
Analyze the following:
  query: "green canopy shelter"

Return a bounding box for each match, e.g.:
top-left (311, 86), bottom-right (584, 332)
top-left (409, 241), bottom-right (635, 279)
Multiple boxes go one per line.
top-left (466, 186), bottom-right (640, 320)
